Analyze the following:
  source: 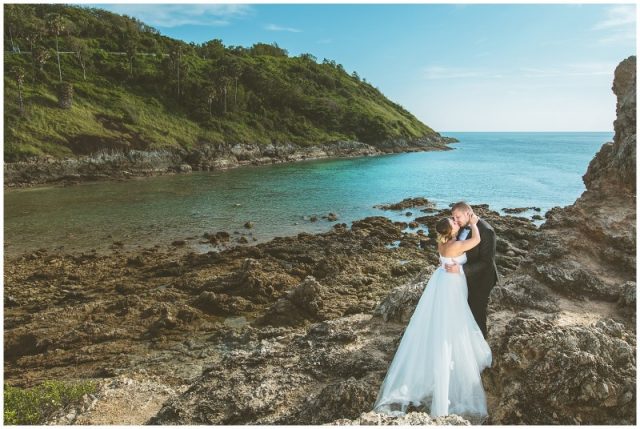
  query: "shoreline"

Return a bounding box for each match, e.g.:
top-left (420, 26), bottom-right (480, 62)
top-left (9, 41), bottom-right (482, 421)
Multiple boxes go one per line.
top-left (4, 136), bottom-right (457, 190)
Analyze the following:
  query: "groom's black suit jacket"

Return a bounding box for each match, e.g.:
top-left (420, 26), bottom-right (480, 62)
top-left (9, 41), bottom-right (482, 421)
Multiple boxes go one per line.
top-left (460, 218), bottom-right (498, 292)
top-left (458, 218), bottom-right (498, 336)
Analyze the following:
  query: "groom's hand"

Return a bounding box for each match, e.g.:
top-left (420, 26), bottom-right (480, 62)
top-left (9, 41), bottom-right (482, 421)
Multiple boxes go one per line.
top-left (444, 262), bottom-right (461, 273)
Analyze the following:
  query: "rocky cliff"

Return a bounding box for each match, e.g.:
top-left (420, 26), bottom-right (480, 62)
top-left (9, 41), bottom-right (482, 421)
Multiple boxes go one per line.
top-left (485, 55), bottom-right (636, 424)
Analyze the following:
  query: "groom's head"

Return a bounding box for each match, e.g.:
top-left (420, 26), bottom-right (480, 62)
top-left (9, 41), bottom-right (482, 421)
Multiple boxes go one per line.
top-left (451, 201), bottom-right (473, 227)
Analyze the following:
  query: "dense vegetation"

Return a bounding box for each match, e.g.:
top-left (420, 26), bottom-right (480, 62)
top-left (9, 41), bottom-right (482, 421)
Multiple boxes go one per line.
top-left (4, 4), bottom-right (438, 161)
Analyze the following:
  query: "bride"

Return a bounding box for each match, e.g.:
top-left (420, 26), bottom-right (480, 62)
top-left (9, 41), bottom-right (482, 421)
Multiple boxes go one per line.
top-left (373, 213), bottom-right (492, 418)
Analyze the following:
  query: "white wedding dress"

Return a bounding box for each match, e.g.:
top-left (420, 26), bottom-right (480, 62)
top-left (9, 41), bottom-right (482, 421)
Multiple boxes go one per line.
top-left (373, 253), bottom-right (492, 418)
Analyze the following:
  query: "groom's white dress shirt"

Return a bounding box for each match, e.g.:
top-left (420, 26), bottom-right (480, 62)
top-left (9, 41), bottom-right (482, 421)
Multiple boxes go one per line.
top-left (457, 227), bottom-right (471, 275)
top-left (458, 227), bottom-right (471, 241)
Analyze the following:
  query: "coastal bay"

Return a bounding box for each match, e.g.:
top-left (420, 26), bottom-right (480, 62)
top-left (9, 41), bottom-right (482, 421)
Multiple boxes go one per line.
top-left (5, 132), bottom-right (608, 257)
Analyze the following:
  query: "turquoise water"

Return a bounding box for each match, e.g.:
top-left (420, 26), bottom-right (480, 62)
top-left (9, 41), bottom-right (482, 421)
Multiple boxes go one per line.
top-left (4, 132), bottom-right (611, 256)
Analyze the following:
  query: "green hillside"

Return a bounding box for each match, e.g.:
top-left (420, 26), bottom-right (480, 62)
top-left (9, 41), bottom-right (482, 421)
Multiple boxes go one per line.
top-left (4, 4), bottom-right (444, 162)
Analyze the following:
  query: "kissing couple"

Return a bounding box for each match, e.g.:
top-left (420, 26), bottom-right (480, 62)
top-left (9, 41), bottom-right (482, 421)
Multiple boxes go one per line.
top-left (373, 201), bottom-right (499, 418)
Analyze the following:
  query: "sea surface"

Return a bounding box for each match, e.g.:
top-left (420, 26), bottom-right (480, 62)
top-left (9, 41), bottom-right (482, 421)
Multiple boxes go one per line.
top-left (4, 132), bottom-right (612, 256)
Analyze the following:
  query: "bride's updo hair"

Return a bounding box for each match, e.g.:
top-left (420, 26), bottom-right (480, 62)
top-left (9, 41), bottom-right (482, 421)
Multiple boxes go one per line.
top-left (435, 217), bottom-right (454, 244)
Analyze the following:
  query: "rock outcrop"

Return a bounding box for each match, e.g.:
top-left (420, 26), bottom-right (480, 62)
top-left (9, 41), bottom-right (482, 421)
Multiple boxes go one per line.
top-left (486, 56), bottom-right (636, 425)
top-left (4, 136), bottom-right (455, 188)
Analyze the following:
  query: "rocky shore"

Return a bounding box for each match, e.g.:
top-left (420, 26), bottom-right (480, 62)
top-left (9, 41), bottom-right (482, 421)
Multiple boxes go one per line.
top-left (4, 204), bottom-right (538, 425)
top-left (4, 135), bottom-right (456, 188)
top-left (3, 56), bottom-right (635, 425)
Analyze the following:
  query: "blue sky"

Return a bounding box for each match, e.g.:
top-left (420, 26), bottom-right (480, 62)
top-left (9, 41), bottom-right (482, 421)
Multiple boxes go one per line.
top-left (91, 3), bottom-right (636, 132)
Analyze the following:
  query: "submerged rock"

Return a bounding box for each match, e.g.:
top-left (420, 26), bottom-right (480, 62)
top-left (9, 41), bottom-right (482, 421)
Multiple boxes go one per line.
top-left (374, 197), bottom-right (436, 211)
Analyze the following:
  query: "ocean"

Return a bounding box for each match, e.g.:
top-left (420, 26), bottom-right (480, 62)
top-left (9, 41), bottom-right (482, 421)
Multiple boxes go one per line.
top-left (4, 132), bottom-right (611, 256)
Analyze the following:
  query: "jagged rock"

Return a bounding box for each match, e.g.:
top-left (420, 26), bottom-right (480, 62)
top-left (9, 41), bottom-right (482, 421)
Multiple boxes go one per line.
top-left (195, 291), bottom-right (253, 315)
top-left (374, 197), bottom-right (436, 211)
top-left (372, 270), bottom-right (433, 323)
top-left (330, 410), bottom-right (471, 425)
top-left (486, 315), bottom-right (636, 424)
top-left (533, 260), bottom-right (619, 301)
top-left (490, 274), bottom-right (559, 313)
top-left (288, 276), bottom-right (324, 316)
top-left (255, 276), bottom-right (325, 326)
top-left (293, 377), bottom-right (378, 424)
top-left (583, 56), bottom-right (636, 195)
top-left (177, 164), bottom-right (192, 173)
top-left (502, 207), bottom-right (541, 214)
top-left (618, 281), bottom-right (636, 307)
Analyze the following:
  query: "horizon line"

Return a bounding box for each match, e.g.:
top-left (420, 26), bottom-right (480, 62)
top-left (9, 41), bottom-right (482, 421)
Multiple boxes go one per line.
top-left (440, 130), bottom-right (613, 133)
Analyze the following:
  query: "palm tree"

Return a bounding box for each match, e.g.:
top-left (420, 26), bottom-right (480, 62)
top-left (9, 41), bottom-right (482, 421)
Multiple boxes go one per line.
top-left (5, 4), bottom-right (20, 52)
top-left (228, 60), bottom-right (244, 108)
top-left (124, 39), bottom-right (137, 78)
top-left (169, 47), bottom-right (183, 98)
top-left (206, 86), bottom-right (217, 117)
top-left (69, 37), bottom-right (88, 80)
top-left (24, 21), bottom-right (44, 83)
top-left (219, 76), bottom-right (231, 114)
top-left (11, 66), bottom-right (26, 115)
top-left (45, 13), bottom-right (66, 82)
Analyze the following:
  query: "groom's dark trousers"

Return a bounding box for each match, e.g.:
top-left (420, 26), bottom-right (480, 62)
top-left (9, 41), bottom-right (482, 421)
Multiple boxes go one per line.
top-left (458, 218), bottom-right (498, 338)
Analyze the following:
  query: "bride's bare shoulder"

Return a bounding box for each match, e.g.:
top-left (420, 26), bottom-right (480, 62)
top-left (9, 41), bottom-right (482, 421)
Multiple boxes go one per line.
top-left (438, 241), bottom-right (463, 258)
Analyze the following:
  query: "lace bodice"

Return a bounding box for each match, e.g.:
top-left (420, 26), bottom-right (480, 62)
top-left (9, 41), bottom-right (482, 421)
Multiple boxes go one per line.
top-left (439, 253), bottom-right (467, 269)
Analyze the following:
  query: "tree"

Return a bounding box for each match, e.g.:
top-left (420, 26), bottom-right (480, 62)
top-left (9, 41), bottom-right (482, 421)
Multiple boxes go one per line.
top-left (206, 86), bottom-right (217, 117)
top-left (23, 20), bottom-right (43, 52)
top-left (226, 58), bottom-right (244, 108)
top-left (5, 4), bottom-right (21, 51)
top-left (32, 45), bottom-right (51, 73)
top-left (11, 66), bottom-right (26, 115)
top-left (45, 13), bottom-right (67, 82)
top-left (249, 42), bottom-right (288, 57)
top-left (169, 46), bottom-right (183, 98)
top-left (23, 24), bottom-right (43, 83)
top-left (200, 39), bottom-right (225, 60)
top-left (121, 19), bottom-right (140, 78)
top-left (68, 37), bottom-right (88, 80)
top-left (300, 53), bottom-right (317, 62)
top-left (218, 76), bottom-right (231, 114)
top-left (124, 38), bottom-right (138, 78)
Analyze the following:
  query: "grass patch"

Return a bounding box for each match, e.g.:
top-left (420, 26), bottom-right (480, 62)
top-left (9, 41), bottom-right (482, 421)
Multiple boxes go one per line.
top-left (4, 380), bottom-right (98, 425)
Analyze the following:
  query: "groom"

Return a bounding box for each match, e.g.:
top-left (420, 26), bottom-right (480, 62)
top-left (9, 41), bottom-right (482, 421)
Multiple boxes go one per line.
top-left (444, 201), bottom-right (498, 338)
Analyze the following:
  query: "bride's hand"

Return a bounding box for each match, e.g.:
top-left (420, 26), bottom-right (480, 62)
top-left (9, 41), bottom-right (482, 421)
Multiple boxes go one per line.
top-left (470, 213), bottom-right (479, 226)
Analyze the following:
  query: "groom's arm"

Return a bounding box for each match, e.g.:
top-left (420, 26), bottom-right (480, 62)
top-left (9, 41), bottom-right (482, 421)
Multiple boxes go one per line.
top-left (462, 227), bottom-right (496, 280)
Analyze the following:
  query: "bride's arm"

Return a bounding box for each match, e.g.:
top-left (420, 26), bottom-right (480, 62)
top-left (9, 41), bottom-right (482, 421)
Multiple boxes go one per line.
top-left (451, 214), bottom-right (481, 253)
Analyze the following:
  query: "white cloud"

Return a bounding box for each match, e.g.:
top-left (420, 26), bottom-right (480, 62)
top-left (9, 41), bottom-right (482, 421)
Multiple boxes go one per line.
top-left (97, 4), bottom-right (253, 28)
top-left (265, 24), bottom-right (302, 33)
top-left (593, 5), bottom-right (636, 30)
top-left (592, 5), bottom-right (635, 45)
top-left (521, 63), bottom-right (617, 78)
